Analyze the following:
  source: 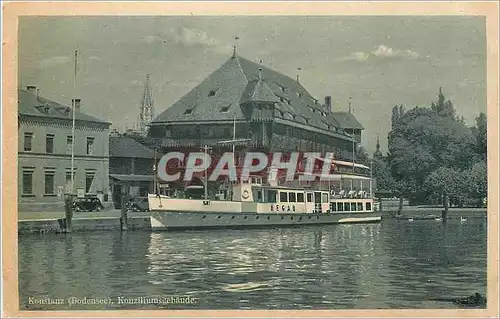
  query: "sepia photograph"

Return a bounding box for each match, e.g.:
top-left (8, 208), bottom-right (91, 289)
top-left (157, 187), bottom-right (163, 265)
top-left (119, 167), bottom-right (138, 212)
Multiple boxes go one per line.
top-left (1, 2), bottom-right (499, 318)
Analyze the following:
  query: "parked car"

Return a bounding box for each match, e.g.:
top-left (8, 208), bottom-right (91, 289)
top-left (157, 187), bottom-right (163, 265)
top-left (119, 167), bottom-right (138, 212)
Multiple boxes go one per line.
top-left (125, 197), bottom-right (149, 212)
top-left (72, 196), bottom-right (104, 212)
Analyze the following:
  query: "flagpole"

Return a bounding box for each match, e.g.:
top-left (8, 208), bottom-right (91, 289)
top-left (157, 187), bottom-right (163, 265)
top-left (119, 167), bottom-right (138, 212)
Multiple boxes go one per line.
top-left (71, 50), bottom-right (78, 195)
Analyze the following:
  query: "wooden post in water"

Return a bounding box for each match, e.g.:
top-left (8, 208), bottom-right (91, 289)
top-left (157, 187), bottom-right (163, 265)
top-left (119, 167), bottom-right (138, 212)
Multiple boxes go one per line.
top-left (442, 192), bottom-right (449, 223)
top-left (64, 193), bottom-right (73, 233)
top-left (398, 196), bottom-right (404, 215)
top-left (120, 191), bottom-right (128, 231)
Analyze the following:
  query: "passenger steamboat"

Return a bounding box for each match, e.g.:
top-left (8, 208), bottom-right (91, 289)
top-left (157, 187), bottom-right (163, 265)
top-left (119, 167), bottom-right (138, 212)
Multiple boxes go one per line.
top-left (147, 161), bottom-right (381, 230)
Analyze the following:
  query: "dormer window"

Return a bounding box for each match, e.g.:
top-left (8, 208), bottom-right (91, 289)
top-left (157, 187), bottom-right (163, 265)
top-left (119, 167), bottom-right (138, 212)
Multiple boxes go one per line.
top-left (286, 99), bottom-right (291, 105)
top-left (184, 109), bottom-right (192, 115)
top-left (208, 89), bottom-right (218, 97)
top-left (279, 97), bottom-right (284, 103)
top-left (221, 105), bottom-right (230, 113)
top-left (277, 84), bottom-right (286, 92)
top-left (296, 92), bottom-right (303, 98)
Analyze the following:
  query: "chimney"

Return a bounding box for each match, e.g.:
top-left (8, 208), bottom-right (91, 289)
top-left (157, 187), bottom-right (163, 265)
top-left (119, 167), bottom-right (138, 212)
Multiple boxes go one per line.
top-left (26, 85), bottom-right (37, 95)
top-left (324, 96), bottom-right (332, 113)
top-left (72, 98), bottom-right (81, 111)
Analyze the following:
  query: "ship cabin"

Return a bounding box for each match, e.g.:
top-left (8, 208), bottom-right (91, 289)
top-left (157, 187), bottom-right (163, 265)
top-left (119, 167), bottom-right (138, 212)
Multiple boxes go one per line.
top-left (231, 175), bottom-right (373, 214)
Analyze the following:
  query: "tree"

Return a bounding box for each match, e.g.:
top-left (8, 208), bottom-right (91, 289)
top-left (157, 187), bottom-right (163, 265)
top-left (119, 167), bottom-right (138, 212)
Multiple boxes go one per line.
top-left (467, 161), bottom-right (487, 205)
top-left (471, 112), bottom-right (487, 160)
top-left (431, 87), bottom-right (456, 118)
top-left (388, 89), bottom-right (476, 204)
top-left (372, 157), bottom-right (395, 192)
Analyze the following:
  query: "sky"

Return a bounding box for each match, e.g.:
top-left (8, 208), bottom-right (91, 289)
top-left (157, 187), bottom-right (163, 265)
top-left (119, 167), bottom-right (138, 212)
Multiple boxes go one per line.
top-left (18, 16), bottom-right (486, 155)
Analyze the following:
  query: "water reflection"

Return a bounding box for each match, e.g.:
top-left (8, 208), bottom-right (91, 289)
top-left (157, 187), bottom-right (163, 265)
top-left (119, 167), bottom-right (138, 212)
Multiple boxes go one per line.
top-left (18, 218), bottom-right (486, 310)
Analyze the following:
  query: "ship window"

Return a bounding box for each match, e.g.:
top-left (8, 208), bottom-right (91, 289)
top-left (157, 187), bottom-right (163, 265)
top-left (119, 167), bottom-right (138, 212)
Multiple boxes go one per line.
top-left (357, 203), bottom-right (363, 211)
top-left (306, 193), bottom-right (313, 202)
top-left (289, 193), bottom-right (296, 203)
top-left (267, 190), bottom-right (277, 203)
top-left (297, 193), bottom-right (304, 202)
top-left (280, 192), bottom-right (288, 202)
top-left (337, 203), bottom-right (344, 211)
top-left (366, 202), bottom-right (372, 211)
top-left (351, 203), bottom-right (357, 211)
top-left (344, 203), bottom-right (350, 211)
top-left (322, 194), bottom-right (328, 203)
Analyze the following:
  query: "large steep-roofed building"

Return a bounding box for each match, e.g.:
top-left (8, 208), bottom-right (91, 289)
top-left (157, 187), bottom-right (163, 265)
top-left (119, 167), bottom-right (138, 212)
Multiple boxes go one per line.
top-left (149, 52), bottom-right (364, 161)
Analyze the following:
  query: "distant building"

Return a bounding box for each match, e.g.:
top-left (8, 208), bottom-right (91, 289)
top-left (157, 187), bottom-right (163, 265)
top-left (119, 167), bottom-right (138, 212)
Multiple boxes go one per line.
top-left (18, 86), bottom-right (111, 212)
top-left (373, 136), bottom-right (383, 159)
top-left (109, 134), bottom-right (160, 207)
top-left (149, 51), bottom-right (364, 161)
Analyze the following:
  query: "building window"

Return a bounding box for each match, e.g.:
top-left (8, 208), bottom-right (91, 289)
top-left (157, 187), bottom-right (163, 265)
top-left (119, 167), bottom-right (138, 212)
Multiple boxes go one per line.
top-left (24, 132), bottom-right (33, 151)
top-left (22, 168), bottom-right (34, 196)
top-left (46, 134), bottom-right (55, 154)
top-left (86, 137), bottom-right (95, 155)
top-left (165, 129), bottom-right (172, 138)
top-left (66, 136), bottom-right (73, 155)
top-left (85, 171), bottom-right (96, 193)
top-left (44, 169), bottom-right (55, 195)
top-left (307, 193), bottom-right (313, 202)
top-left (289, 192), bottom-right (297, 203)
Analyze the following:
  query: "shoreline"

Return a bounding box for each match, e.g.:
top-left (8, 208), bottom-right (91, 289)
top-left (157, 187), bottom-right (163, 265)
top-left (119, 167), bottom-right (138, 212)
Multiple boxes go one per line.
top-left (17, 207), bottom-right (487, 234)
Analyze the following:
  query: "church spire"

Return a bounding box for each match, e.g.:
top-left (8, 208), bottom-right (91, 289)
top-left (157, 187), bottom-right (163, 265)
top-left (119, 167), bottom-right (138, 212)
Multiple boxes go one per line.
top-left (139, 74), bottom-right (155, 136)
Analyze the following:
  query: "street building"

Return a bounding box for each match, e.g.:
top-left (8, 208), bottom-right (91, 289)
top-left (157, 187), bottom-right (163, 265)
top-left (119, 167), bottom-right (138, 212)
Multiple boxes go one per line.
top-left (109, 132), bottom-right (160, 207)
top-left (18, 86), bottom-right (111, 212)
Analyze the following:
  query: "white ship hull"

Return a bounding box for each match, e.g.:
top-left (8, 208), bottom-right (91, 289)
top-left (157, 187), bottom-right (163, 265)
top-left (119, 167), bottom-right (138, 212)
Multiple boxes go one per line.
top-left (149, 211), bottom-right (381, 230)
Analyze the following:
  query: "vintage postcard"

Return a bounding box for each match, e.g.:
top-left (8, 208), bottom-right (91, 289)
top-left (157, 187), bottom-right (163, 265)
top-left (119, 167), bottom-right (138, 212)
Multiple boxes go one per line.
top-left (1, 1), bottom-right (499, 318)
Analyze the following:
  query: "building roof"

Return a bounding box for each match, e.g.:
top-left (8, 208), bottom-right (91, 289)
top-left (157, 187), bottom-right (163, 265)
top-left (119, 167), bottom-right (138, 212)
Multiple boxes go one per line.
top-left (152, 54), bottom-right (363, 132)
top-left (18, 89), bottom-right (109, 124)
top-left (110, 136), bottom-right (160, 159)
top-left (240, 77), bottom-right (279, 105)
top-left (330, 112), bottom-right (364, 130)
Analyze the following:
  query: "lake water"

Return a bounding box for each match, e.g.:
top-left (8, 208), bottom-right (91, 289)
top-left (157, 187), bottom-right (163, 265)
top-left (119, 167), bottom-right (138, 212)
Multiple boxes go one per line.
top-left (18, 217), bottom-right (487, 310)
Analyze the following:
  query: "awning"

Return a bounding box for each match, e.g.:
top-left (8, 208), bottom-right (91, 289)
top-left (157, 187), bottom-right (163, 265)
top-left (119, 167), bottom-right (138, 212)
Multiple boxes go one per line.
top-left (299, 172), bottom-right (372, 180)
top-left (109, 174), bottom-right (154, 182)
top-left (312, 156), bottom-right (370, 170)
